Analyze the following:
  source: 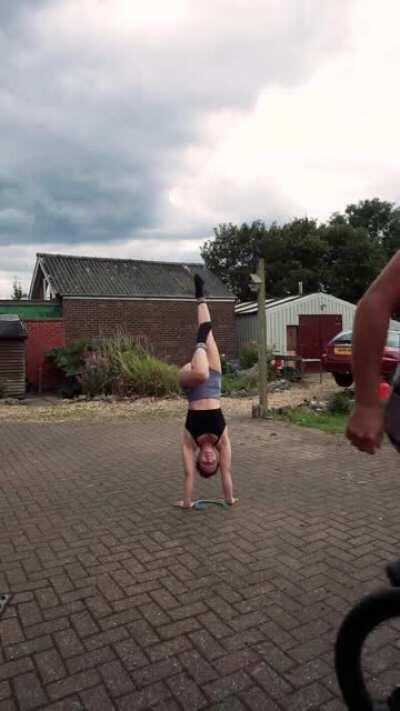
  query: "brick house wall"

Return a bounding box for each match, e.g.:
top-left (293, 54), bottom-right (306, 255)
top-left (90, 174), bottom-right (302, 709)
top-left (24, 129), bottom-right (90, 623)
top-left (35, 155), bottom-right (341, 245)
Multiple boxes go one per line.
top-left (25, 320), bottom-right (65, 390)
top-left (62, 299), bottom-right (237, 364)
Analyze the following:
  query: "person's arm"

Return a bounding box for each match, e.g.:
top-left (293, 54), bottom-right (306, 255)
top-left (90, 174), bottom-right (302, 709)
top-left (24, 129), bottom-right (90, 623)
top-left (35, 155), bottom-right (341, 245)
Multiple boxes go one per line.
top-left (347, 250), bottom-right (400, 453)
top-left (176, 435), bottom-right (196, 508)
top-left (218, 431), bottom-right (238, 504)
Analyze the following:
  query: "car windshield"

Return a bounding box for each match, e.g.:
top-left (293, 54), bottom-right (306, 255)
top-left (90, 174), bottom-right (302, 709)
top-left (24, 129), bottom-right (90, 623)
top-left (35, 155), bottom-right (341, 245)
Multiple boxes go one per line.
top-left (332, 331), bottom-right (352, 344)
top-left (332, 330), bottom-right (400, 347)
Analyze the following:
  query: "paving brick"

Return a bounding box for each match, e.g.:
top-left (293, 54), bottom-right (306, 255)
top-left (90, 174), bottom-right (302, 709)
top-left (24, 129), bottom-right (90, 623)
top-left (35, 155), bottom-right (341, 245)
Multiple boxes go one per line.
top-left (189, 629), bottom-right (225, 660)
top-left (240, 685), bottom-right (282, 711)
top-left (25, 618), bottom-right (69, 640)
top-left (54, 629), bottom-right (84, 658)
top-left (250, 661), bottom-right (293, 701)
top-left (70, 610), bottom-right (99, 637)
top-left (117, 681), bottom-right (170, 711)
top-left (150, 589), bottom-right (179, 611)
top-left (0, 619), bottom-right (24, 646)
top-left (4, 636), bottom-right (52, 661)
top-left (285, 681), bottom-right (333, 710)
top-left (85, 626), bottom-right (129, 651)
top-left (18, 601), bottom-right (42, 628)
top-left (114, 638), bottom-right (148, 670)
top-left (80, 684), bottom-right (116, 710)
top-left (47, 670), bottom-right (101, 701)
top-left (166, 672), bottom-right (207, 711)
top-left (168, 601), bottom-right (207, 621)
top-left (158, 617), bottom-right (201, 640)
top-left (67, 646), bottom-right (116, 674)
top-left (0, 700), bottom-right (17, 711)
top-left (35, 588), bottom-right (59, 610)
top-left (178, 649), bottom-right (218, 684)
top-left (0, 658), bottom-right (34, 682)
top-left (213, 649), bottom-right (260, 676)
top-left (35, 648), bottom-right (66, 684)
top-left (203, 671), bottom-right (252, 702)
top-left (4, 398), bottom-right (400, 711)
top-left (132, 657), bottom-right (182, 688)
top-left (147, 636), bottom-right (192, 663)
top-left (14, 672), bottom-right (47, 710)
top-left (128, 619), bottom-right (160, 646)
top-left (0, 684), bottom-right (10, 702)
top-left (197, 612), bottom-right (232, 639)
top-left (98, 657), bottom-right (135, 699)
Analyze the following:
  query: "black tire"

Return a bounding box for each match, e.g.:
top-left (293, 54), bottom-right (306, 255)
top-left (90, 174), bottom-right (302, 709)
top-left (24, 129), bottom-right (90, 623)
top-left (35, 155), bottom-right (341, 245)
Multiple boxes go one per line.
top-left (335, 587), bottom-right (400, 711)
top-left (333, 372), bottom-right (353, 387)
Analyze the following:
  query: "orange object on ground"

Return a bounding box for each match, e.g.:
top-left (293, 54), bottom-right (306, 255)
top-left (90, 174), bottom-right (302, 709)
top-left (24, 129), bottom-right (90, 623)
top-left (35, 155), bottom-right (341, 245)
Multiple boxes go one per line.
top-left (378, 380), bottom-right (391, 401)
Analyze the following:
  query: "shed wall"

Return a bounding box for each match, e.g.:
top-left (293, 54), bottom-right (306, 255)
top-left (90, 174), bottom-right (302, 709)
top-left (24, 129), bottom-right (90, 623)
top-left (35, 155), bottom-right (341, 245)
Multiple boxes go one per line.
top-left (0, 340), bottom-right (25, 397)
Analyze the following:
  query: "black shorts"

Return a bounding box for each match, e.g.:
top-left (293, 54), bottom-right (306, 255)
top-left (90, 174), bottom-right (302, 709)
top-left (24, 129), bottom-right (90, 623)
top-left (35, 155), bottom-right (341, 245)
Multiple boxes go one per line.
top-left (185, 408), bottom-right (226, 445)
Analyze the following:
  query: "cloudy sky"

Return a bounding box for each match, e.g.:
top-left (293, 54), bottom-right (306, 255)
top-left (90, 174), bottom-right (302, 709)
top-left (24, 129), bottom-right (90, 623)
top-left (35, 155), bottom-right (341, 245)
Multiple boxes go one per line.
top-left (1, 0), bottom-right (400, 297)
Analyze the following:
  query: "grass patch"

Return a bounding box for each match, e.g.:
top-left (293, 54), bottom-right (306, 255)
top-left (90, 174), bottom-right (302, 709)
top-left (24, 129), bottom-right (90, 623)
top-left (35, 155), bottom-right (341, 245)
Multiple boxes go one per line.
top-left (274, 406), bottom-right (347, 434)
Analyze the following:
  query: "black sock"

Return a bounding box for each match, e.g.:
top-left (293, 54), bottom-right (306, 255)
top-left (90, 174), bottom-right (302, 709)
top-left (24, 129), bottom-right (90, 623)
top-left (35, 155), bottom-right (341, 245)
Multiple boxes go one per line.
top-left (194, 274), bottom-right (205, 299)
top-left (196, 321), bottom-right (212, 343)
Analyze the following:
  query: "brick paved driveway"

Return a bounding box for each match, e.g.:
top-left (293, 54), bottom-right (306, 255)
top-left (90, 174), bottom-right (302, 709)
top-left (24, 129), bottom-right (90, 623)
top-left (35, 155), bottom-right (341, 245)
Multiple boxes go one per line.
top-left (1, 411), bottom-right (400, 710)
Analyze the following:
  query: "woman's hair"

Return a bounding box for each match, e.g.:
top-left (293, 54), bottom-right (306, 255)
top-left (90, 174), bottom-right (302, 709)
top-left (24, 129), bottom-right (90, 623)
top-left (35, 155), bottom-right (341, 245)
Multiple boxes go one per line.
top-left (196, 460), bottom-right (219, 478)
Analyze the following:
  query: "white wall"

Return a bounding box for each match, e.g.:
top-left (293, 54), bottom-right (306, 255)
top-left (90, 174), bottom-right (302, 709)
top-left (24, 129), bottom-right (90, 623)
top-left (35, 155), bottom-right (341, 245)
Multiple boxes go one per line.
top-left (236, 292), bottom-right (400, 353)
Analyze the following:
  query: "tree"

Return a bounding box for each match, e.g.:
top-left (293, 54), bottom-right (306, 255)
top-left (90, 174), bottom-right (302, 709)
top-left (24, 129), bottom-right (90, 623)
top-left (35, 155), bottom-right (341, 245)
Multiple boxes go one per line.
top-left (11, 278), bottom-right (27, 301)
top-left (201, 221), bottom-right (264, 300)
top-left (319, 222), bottom-right (386, 303)
top-left (201, 218), bottom-right (327, 300)
top-left (332, 198), bottom-right (400, 259)
top-left (261, 219), bottom-right (327, 297)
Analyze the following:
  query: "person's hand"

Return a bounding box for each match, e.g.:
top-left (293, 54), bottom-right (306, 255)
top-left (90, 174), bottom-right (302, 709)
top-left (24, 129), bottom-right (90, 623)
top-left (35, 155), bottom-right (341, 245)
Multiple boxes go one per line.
top-left (174, 500), bottom-right (193, 509)
top-left (346, 404), bottom-right (384, 454)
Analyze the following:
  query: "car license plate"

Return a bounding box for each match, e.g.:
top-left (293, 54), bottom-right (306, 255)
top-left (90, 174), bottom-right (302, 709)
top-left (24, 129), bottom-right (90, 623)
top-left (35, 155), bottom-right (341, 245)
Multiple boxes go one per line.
top-left (334, 346), bottom-right (351, 355)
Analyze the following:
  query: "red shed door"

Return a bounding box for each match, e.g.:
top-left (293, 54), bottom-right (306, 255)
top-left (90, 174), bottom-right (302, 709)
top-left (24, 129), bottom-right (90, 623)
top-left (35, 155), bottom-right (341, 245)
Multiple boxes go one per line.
top-left (298, 315), bottom-right (342, 362)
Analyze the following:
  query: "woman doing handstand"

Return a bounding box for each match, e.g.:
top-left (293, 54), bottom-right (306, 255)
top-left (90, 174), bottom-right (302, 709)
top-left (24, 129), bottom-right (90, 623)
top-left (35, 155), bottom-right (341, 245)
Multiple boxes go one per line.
top-left (176, 273), bottom-right (238, 509)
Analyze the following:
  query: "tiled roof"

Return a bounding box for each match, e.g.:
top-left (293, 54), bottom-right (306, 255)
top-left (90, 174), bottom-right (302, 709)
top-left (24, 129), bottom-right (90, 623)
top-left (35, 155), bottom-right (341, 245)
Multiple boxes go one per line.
top-left (36, 253), bottom-right (233, 299)
top-left (0, 315), bottom-right (27, 340)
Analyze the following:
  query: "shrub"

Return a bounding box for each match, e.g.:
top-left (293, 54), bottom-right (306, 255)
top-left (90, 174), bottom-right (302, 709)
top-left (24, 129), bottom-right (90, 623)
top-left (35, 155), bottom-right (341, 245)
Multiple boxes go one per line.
top-left (117, 350), bottom-right (180, 397)
top-left (46, 340), bottom-right (90, 379)
top-left (239, 342), bottom-right (258, 369)
top-left (220, 353), bottom-right (236, 375)
top-left (327, 389), bottom-right (354, 414)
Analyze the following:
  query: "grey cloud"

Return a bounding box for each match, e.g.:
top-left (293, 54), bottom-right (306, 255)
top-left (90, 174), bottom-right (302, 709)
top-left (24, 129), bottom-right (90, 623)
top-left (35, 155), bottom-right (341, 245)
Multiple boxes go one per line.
top-left (0, 0), bottom-right (353, 292)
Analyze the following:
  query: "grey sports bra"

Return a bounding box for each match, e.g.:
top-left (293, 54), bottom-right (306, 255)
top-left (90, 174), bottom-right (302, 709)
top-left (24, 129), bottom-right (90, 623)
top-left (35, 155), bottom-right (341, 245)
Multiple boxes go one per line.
top-left (187, 369), bottom-right (222, 402)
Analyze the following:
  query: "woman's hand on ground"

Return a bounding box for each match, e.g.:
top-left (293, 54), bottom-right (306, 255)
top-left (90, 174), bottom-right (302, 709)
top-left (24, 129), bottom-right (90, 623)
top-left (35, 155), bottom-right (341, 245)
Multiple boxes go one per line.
top-left (174, 500), bottom-right (193, 509)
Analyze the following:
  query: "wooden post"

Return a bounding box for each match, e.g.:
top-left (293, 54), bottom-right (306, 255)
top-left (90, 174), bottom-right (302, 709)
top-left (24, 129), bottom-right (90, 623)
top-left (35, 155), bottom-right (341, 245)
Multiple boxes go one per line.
top-left (252, 257), bottom-right (268, 418)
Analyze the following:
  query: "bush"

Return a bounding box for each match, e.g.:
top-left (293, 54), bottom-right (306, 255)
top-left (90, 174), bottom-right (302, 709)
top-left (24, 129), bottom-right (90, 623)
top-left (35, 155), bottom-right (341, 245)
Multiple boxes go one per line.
top-left (239, 342), bottom-right (258, 369)
top-left (327, 389), bottom-right (354, 414)
top-left (117, 350), bottom-right (180, 397)
top-left (220, 353), bottom-right (236, 375)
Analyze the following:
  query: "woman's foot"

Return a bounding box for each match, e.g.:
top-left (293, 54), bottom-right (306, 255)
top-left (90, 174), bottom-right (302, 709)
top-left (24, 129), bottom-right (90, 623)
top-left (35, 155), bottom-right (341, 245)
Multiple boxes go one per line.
top-left (226, 497), bottom-right (240, 506)
top-left (194, 273), bottom-right (205, 299)
top-left (174, 500), bottom-right (193, 509)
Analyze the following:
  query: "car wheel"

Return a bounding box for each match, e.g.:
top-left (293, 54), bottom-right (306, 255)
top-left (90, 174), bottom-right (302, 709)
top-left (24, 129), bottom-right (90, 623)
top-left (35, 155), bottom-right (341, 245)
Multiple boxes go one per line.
top-left (333, 372), bottom-right (353, 387)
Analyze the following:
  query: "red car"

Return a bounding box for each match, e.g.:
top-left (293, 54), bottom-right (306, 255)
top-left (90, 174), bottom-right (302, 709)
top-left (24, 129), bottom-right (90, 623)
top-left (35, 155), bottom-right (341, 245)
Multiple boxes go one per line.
top-left (322, 329), bottom-right (400, 387)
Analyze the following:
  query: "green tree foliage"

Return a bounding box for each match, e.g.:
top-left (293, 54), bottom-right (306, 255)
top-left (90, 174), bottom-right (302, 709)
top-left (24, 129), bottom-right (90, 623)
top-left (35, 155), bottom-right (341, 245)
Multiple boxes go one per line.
top-left (200, 221), bottom-right (263, 300)
top-left (261, 219), bottom-right (327, 297)
top-left (319, 222), bottom-right (386, 303)
top-left (333, 198), bottom-right (400, 258)
top-left (201, 198), bottom-right (400, 304)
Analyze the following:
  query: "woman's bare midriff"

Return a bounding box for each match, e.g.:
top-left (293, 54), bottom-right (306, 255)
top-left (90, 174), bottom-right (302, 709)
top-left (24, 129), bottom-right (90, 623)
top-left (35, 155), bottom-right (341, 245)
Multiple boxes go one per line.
top-left (188, 398), bottom-right (221, 411)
